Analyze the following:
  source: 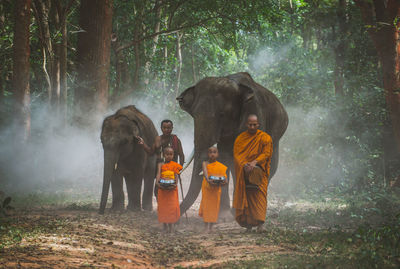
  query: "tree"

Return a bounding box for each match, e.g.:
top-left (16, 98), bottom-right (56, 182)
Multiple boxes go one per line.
top-left (74, 0), bottom-right (113, 127)
top-left (355, 0), bottom-right (400, 152)
top-left (32, 0), bottom-right (76, 126)
top-left (12, 0), bottom-right (31, 143)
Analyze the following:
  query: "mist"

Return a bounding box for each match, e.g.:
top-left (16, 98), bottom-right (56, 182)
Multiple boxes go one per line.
top-left (0, 33), bottom-right (384, 208)
top-left (0, 61), bottom-right (364, 206)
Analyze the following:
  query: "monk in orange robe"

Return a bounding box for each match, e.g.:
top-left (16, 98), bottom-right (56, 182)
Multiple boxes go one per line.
top-left (156, 147), bottom-right (183, 233)
top-left (233, 114), bottom-right (273, 232)
top-left (199, 146), bottom-right (228, 232)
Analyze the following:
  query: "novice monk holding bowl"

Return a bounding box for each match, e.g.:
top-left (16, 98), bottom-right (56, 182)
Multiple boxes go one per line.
top-left (199, 146), bottom-right (228, 233)
top-left (156, 147), bottom-right (183, 233)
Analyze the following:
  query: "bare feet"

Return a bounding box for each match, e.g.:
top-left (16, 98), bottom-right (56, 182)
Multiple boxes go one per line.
top-left (256, 224), bottom-right (266, 233)
top-left (208, 223), bottom-right (214, 233)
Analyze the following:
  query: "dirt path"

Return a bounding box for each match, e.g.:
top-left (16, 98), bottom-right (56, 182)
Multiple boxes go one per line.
top-left (2, 195), bottom-right (398, 268)
top-left (0, 207), bottom-right (299, 268)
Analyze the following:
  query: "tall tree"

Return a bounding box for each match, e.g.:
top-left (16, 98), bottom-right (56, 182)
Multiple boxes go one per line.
top-left (355, 0), bottom-right (400, 152)
top-left (32, 0), bottom-right (76, 126)
top-left (12, 0), bottom-right (31, 142)
top-left (54, 0), bottom-right (76, 125)
top-left (333, 0), bottom-right (348, 97)
top-left (173, 31), bottom-right (183, 106)
top-left (74, 0), bottom-right (113, 127)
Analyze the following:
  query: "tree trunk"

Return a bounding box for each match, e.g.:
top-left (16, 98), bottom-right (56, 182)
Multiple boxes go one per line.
top-left (132, 2), bottom-right (144, 92)
top-left (191, 43), bottom-right (197, 84)
top-left (54, 0), bottom-right (75, 126)
top-left (133, 29), bottom-right (141, 91)
top-left (51, 3), bottom-right (61, 117)
top-left (355, 0), bottom-right (400, 152)
top-left (163, 43), bottom-right (168, 92)
top-left (0, 6), bottom-right (4, 102)
top-left (75, 0), bottom-right (113, 127)
top-left (333, 0), bottom-right (347, 97)
top-left (111, 35), bottom-right (130, 100)
top-left (32, 0), bottom-right (54, 103)
top-left (12, 0), bottom-right (31, 143)
top-left (59, 19), bottom-right (67, 125)
top-left (174, 32), bottom-right (182, 108)
top-left (144, 0), bottom-right (162, 87)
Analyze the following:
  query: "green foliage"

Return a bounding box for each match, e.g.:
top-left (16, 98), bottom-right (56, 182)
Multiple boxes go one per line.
top-left (0, 0), bottom-right (398, 201)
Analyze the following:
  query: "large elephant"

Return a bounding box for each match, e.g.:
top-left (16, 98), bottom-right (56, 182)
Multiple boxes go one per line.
top-left (177, 72), bottom-right (288, 216)
top-left (99, 105), bottom-right (157, 214)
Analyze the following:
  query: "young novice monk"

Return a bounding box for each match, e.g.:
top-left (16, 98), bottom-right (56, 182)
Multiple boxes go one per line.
top-left (156, 147), bottom-right (183, 233)
top-left (199, 146), bottom-right (228, 233)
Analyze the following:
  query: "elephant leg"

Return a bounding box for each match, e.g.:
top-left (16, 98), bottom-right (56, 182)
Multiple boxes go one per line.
top-left (218, 155), bottom-right (235, 221)
top-left (125, 171), bottom-right (143, 211)
top-left (269, 142), bottom-right (279, 182)
top-left (111, 169), bottom-right (124, 211)
top-left (142, 159), bottom-right (155, 211)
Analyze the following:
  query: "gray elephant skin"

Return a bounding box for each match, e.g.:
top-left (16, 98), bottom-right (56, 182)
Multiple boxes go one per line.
top-left (99, 105), bottom-right (157, 214)
top-left (177, 72), bottom-right (288, 216)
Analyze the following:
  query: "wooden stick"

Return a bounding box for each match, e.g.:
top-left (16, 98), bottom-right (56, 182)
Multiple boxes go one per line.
top-left (178, 174), bottom-right (189, 223)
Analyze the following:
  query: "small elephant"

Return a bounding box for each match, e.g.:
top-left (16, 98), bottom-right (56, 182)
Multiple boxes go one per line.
top-left (99, 105), bottom-right (157, 214)
top-left (177, 72), bottom-right (288, 216)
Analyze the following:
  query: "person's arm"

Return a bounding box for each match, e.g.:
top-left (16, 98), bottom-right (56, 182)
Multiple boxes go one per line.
top-left (155, 162), bottom-right (162, 187)
top-left (137, 136), bottom-right (161, 155)
top-left (177, 138), bottom-right (185, 166)
top-left (202, 161), bottom-right (210, 183)
top-left (246, 135), bottom-right (273, 171)
top-left (223, 168), bottom-right (228, 185)
top-left (137, 136), bottom-right (152, 154)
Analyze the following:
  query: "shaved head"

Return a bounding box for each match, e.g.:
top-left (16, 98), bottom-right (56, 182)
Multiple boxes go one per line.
top-left (208, 146), bottom-right (218, 151)
top-left (246, 114), bottom-right (259, 134)
top-left (247, 114), bottom-right (258, 123)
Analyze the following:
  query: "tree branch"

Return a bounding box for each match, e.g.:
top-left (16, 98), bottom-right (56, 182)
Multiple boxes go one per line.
top-left (116, 17), bottom-right (215, 52)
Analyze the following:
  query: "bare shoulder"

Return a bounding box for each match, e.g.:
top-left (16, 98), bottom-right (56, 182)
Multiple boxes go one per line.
top-left (154, 135), bottom-right (162, 146)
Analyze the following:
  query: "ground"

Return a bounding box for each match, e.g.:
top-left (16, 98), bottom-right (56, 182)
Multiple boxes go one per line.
top-left (0, 192), bottom-right (399, 268)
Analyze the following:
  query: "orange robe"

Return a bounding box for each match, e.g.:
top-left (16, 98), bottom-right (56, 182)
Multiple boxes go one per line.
top-left (199, 161), bottom-right (228, 223)
top-left (157, 161), bottom-right (182, 223)
top-left (233, 129), bottom-right (273, 228)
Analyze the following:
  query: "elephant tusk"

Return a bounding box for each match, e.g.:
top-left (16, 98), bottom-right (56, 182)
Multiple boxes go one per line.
top-left (114, 163), bottom-right (118, 170)
top-left (181, 148), bottom-right (194, 172)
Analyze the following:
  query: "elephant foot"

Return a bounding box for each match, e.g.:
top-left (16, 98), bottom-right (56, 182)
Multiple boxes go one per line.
top-left (219, 209), bottom-right (235, 222)
top-left (127, 204), bottom-right (142, 212)
top-left (142, 204), bottom-right (153, 211)
top-left (110, 204), bottom-right (124, 213)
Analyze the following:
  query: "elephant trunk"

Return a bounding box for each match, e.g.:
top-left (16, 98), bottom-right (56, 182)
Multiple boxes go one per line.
top-left (179, 151), bottom-right (206, 214)
top-left (180, 115), bottom-right (219, 214)
top-left (99, 149), bottom-right (119, 214)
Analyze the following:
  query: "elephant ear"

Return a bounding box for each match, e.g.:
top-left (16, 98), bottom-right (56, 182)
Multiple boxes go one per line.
top-left (177, 86), bottom-right (195, 114)
top-left (238, 83), bottom-right (258, 130)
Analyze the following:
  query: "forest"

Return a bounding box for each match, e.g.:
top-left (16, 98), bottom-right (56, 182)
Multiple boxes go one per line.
top-left (0, 0), bottom-right (399, 268)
